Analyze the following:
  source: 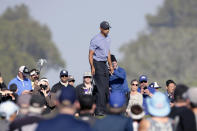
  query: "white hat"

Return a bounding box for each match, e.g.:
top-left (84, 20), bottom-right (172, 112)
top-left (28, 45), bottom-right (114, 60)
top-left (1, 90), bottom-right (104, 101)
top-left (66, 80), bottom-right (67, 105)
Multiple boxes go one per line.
top-left (0, 101), bottom-right (19, 120)
top-left (19, 66), bottom-right (26, 73)
top-left (83, 72), bottom-right (92, 77)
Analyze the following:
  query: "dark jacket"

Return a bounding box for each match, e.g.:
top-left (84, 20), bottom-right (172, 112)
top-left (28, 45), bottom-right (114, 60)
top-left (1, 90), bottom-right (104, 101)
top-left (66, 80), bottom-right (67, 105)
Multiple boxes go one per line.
top-left (78, 113), bottom-right (97, 127)
top-left (76, 83), bottom-right (96, 98)
top-left (32, 85), bottom-right (55, 114)
top-left (169, 106), bottom-right (196, 131)
top-left (36, 114), bottom-right (92, 131)
top-left (51, 82), bottom-right (69, 93)
top-left (93, 114), bottom-right (133, 131)
top-left (10, 113), bottom-right (43, 131)
top-left (0, 82), bottom-right (7, 90)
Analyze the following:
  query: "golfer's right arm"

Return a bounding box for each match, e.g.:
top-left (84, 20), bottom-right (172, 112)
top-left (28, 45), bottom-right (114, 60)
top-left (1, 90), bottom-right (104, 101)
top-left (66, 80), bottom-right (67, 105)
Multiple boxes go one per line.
top-left (89, 50), bottom-right (95, 75)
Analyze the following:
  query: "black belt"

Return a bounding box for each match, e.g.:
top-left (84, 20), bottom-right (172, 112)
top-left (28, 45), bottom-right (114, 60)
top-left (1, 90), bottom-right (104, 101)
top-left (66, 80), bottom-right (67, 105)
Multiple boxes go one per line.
top-left (93, 59), bottom-right (107, 63)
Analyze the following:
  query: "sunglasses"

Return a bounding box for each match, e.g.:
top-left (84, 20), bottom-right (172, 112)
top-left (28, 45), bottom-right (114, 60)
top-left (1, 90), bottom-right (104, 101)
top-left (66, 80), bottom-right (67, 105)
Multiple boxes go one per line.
top-left (132, 84), bottom-right (138, 86)
top-left (61, 75), bottom-right (68, 77)
top-left (140, 81), bottom-right (147, 83)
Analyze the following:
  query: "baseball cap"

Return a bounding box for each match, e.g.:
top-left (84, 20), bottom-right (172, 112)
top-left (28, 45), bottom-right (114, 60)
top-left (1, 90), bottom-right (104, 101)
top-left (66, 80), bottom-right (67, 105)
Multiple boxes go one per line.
top-left (111, 54), bottom-right (117, 62)
top-left (109, 92), bottom-right (126, 108)
top-left (57, 86), bottom-right (77, 105)
top-left (146, 92), bottom-right (170, 117)
top-left (0, 101), bottom-right (19, 120)
top-left (149, 82), bottom-right (161, 89)
top-left (60, 69), bottom-right (68, 77)
top-left (39, 77), bottom-right (49, 84)
top-left (68, 75), bottom-right (75, 82)
top-left (139, 75), bottom-right (148, 82)
top-left (19, 66), bottom-right (29, 75)
top-left (100, 21), bottom-right (111, 30)
top-left (83, 72), bottom-right (92, 77)
top-left (30, 69), bottom-right (39, 76)
top-left (185, 88), bottom-right (197, 106)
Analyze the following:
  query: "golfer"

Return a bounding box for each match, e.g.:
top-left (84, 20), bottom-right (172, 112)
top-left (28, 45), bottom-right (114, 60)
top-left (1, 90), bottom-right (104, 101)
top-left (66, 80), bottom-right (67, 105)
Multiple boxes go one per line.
top-left (89, 21), bottom-right (114, 116)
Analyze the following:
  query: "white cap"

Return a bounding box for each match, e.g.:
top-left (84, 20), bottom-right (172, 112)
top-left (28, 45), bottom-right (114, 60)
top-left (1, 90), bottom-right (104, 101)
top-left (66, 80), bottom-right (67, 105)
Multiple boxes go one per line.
top-left (19, 66), bottom-right (26, 73)
top-left (0, 101), bottom-right (19, 120)
top-left (83, 72), bottom-right (92, 77)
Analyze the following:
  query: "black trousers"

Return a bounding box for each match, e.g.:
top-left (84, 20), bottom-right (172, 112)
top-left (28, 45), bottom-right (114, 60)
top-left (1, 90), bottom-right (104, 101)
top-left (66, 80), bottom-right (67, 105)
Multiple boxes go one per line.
top-left (93, 59), bottom-right (109, 113)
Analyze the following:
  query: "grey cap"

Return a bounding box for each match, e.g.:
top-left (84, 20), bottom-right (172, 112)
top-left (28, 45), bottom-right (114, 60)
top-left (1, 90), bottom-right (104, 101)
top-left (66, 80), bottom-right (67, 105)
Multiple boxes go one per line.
top-left (187, 88), bottom-right (197, 106)
top-left (100, 21), bottom-right (111, 30)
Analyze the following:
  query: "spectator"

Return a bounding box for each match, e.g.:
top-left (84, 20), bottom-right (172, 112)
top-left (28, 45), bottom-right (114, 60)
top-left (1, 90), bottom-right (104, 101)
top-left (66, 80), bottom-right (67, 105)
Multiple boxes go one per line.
top-left (36, 86), bottom-right (92, 131)
top-left (0, 101), bottom-right (19, 131)
top-left (78, 95), bottom-right (97, 126)
top-left (8, 66), bottom-right (32, 96)
top-left (169, 84), bottom-right (196, 131)
top-left (137, 75), bottom-right (155, 114)
top-left (0, 85), bottom-right (16, 103)
top-left (76, 72), bottom-right (96, 99)
top-left (16, 94), bottom-right (31, 119)
top-left (0, 73), bottom-right (7, 91)
top-left (10, 94), bottom-right (45, 131)
top-left (0, 90), bottom-right (13, 103)
top-left (126, 79), bottom-right (143, 114)
top-left (51, 69), bottom-right (75, 94)
top-left (68, 75), bottom-right (75, 87)
top-left (149, 82), bottom-right (161, 91)
top-left (165, 80), bottom-right (176, 105)
top-left (109, 55), bottom-right (130, 94)
top-left (9, 83), bottom-right (18, 103)
top-left (29, 69), bottom-right (40, 90)
top-left (128, 105), bottom-right (145, 131)
top-left (93, 92), bottom-right (133, 131)
top-left (139, 92), bottom-right (173, 131)
top-left (186, 88), bottom-right (197, 128)
top-left (33, 78), bottom-right (56, 114)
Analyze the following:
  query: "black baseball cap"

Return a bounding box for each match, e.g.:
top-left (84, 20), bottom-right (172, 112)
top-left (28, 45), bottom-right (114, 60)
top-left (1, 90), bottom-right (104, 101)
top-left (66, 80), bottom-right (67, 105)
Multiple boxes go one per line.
top-left (60, 69), bottom-right (68, 77)
top-left (100, 21), bottom-right (111, 30)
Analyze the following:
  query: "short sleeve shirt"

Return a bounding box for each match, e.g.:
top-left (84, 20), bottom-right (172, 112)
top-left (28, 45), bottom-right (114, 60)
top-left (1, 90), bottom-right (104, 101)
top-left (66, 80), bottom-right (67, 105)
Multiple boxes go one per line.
top-left (89, 33), bottom-right (111, 61)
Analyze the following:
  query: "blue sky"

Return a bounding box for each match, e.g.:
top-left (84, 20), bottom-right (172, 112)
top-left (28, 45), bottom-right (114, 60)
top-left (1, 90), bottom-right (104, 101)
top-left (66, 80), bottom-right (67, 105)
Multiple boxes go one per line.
top-left (0, 0), bottom-right (163, 85)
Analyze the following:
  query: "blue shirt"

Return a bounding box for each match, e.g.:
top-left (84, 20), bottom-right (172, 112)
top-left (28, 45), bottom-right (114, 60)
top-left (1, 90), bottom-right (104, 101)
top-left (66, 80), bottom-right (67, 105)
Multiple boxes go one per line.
top-left (109, 67), bottom-right (130, 93)
top-left (137, 85), bottom-right (155, 115)
top-left (8, 76), bottom-right (32, 96)
top-left (36, 114), bottom-right (92, 131)
top-left (89, 33), bottom-right (111, 61)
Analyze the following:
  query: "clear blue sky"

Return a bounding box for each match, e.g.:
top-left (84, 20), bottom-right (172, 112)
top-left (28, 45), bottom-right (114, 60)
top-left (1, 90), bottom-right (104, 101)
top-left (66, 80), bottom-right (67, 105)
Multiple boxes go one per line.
top-left (1, 0), bottom-right (163, 85)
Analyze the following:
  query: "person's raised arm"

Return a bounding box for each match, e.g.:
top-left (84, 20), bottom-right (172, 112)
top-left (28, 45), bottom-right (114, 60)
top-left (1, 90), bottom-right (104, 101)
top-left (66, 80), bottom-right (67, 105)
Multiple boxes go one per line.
top-left (89, 50), bottom-right (95, 75)
top-left (107, 51), bottom-right (114, 74)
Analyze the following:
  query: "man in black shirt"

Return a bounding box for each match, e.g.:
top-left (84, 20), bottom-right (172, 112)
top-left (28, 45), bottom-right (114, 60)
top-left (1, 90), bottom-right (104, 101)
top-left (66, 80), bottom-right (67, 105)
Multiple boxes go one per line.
top-left (51, 70), bottom-right (73, 93)
top-left (78, 95), bottom-right (97, 126)
top-left (169, 84), bottom-right (196, 131)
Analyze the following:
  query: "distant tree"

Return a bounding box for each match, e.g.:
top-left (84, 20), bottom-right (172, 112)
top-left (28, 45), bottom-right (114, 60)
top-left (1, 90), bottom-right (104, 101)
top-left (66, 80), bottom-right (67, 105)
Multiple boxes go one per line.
top-left (0, 4), bottom-right (65, 83)
top-left (120, 0), bottom-right (197, 86)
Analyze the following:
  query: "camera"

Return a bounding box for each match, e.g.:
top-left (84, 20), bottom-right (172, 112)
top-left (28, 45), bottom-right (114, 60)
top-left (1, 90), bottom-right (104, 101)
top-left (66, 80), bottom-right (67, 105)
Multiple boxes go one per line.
top-left (40, 84), bottom-right (48, 90)
top-left (143, 86), bottom-right (148, 90)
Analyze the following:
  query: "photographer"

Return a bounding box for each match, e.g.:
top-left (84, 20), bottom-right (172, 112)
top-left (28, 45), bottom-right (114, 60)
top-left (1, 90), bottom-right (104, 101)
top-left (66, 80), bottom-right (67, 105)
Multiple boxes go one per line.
top-left (29, 69), bottom-right (40, 90)
top-left (32, 78), bottom-right (56, 114)
top-left (137, 75), bottom-right (155, 115)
